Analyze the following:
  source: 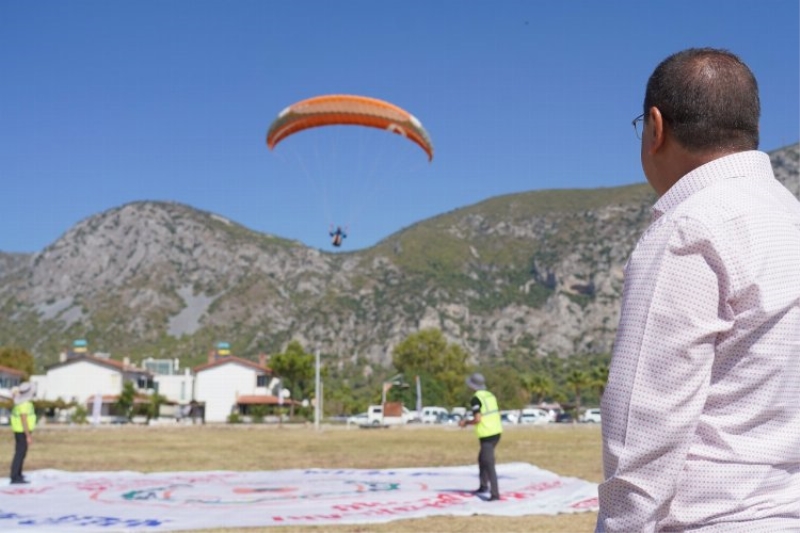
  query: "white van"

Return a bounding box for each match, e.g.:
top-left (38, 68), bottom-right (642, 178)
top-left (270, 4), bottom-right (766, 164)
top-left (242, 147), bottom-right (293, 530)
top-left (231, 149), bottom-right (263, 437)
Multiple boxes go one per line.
top-left (421, 406), bottom-right (449, 424)
top-left (367, 403), bottom-right (413, 426)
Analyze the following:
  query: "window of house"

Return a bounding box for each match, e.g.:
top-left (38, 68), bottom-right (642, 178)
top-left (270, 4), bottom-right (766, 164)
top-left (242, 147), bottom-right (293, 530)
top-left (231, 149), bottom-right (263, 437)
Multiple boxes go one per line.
top-left (136, 376), bottom-right (155, 390)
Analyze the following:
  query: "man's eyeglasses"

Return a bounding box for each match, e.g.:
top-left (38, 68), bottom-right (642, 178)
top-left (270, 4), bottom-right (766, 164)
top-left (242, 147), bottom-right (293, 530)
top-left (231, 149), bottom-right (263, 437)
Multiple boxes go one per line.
top-left (632, 113), bottom-right (645, 140)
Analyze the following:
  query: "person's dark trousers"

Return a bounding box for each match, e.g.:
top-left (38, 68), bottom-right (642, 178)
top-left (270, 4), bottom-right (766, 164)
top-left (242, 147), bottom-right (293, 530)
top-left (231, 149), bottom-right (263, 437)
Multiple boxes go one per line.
top-left (478, 433), bottom-right (501, 498)
top-left (10, 432), bottom-right (28, 482)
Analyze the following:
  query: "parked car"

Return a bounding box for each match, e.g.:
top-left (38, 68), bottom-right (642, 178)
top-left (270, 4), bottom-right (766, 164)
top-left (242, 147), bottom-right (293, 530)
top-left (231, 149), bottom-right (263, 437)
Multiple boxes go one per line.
top-left (540, 408), bottom-right (559, 423)
top-left (500, 412), bottom-right (518, 425)
top-left (436, 412), bottom-right (461, 425)
top-left (580, 408), bottom-right (602, 423)
top-left (421, 406), bottom-right (449, 424)
top-left (346, 412), bottom-right (369, 425)
top-left (555, 412), bottom-right (575, 423)
top-left (518, 408), bottom-right (550, 425)
top-left (450, 407), bottom-right (467, 419)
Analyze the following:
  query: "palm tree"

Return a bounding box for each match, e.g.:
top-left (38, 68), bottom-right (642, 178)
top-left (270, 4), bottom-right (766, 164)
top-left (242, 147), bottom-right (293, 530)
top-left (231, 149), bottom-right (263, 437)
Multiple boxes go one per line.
top-left (565, 369), bottom-right (591, 419)
top-left (523, 373), bottom-right (553, 405)
top-left (590, 364), bottom-right (609, 399)
top-left (146, 392), bottom-right (168, 422)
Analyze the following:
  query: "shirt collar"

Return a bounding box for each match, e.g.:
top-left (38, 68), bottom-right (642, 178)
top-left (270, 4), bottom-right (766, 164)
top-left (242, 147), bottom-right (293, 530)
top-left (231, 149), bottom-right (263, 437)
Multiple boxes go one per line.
top-left (651, 150), bottom-right (772, 219)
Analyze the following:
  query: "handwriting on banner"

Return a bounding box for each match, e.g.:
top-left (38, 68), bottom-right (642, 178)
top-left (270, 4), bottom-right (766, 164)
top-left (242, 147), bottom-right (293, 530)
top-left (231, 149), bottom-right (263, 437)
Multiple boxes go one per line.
top-left (500, 480), bottom-right (563, 500)
top-left (269, 480), bottom-right (576, 523)
top-left (0, 487), bottom-right (52, 496)
top-left (75, 473), bottom-right (238, 494)
top-left (571, 497), bottom-right (599, 509)
top-left (272, 492), bottom-right (474, 522)
top-left (0, 510), bottom-right (169, 528)
top-left (303, 469), bottom-right (450, 477)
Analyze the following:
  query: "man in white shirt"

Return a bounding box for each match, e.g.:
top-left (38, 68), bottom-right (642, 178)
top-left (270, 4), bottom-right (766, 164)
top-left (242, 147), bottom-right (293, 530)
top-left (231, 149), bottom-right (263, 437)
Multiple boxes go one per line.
top-left (597, 48), bottom-right (800, 532)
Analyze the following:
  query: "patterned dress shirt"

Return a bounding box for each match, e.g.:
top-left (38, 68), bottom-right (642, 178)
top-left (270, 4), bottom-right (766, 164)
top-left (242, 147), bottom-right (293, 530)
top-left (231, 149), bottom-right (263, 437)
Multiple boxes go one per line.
top-left (597, 151), bottom-right (800, 532)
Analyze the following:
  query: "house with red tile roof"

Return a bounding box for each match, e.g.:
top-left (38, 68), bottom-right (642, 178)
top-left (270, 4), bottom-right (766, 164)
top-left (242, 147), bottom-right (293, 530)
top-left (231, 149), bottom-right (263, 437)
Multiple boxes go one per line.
top-left (32, 354), bottom-right (154, 421)
top-left (27, 346), bottom-right (294, 424)
top-left (0, 364), bottom-right (25, 391)
top-left (0, 365), bottom-right (26, 424)
top-left (193, 353), bottom-right (285, 423)
top-left (0, 365), bottom-right (25, 405)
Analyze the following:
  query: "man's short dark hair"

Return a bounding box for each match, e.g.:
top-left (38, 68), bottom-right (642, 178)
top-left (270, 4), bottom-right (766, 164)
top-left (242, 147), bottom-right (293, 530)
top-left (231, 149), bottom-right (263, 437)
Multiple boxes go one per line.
top-left (644, 48), bottom-right (760, 152)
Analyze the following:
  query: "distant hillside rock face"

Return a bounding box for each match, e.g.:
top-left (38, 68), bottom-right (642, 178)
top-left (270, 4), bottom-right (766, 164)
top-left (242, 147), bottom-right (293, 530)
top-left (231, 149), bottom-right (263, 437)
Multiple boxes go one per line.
top-left (0, 252), bottom-right (28, 280)
top-left (1, 144), bottom-right (797, 368)
top-left (772, 143), bottom-right (799, 196)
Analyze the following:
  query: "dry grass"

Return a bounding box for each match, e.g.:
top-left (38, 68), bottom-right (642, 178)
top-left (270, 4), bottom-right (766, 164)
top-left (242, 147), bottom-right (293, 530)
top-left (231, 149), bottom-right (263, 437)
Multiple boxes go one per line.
top-left (27, 422), bottom-right (602, 532)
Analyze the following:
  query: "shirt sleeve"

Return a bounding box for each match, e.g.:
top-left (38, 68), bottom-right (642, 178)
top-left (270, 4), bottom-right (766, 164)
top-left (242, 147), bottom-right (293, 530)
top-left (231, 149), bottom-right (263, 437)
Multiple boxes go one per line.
top-left (470, 396), bottom-right (482, 414)
top-left (597, 215), bottom-right (733, 533)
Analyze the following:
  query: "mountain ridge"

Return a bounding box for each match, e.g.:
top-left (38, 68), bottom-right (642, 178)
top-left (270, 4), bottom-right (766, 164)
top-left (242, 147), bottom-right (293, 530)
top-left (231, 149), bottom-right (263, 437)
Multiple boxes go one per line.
top-left (1, 144), bottom-right (797, 370)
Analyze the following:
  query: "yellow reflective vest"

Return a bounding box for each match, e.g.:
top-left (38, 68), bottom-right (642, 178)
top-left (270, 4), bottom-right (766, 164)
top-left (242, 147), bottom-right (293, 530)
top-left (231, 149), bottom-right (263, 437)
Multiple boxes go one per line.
top-left (11, 401), bottom-right (36, 433)
top-left (473, 390), bottom-right (502, 438)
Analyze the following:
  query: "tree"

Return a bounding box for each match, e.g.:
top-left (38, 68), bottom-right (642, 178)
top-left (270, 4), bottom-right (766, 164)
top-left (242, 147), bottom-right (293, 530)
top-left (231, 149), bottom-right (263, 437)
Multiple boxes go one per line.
top-left (269, 340), bottom-right (315, 417)
top-left (392, 329), bottom-right (469, 407)
top-left (482, 366), bottom-right (526, 410)
top-left (325, 383), bottom-right (362, 416)
top-left (115, 381), bottom-right (137, 421)
top-left (590, 364), bottom-right (609, 399)
top-left (565, 369), bottom-right (591, 418)
top-left (145, 392), bottom-right (168, 422)
top-left (523, 373), bottom-right (554, 405)
top-left (0, 346), bottom-right (35, 379)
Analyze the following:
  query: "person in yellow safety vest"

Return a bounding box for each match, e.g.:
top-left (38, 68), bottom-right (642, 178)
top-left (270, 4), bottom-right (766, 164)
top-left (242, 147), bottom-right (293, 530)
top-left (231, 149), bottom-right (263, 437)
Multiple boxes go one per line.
top-left (9, 382), bottom-right (36, 485)
top-left (459, 372), bottom-right (502, 501)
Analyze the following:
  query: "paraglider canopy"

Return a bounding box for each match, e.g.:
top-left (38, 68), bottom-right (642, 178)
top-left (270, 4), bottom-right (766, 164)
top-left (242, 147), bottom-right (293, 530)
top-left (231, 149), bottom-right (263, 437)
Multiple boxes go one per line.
top-left (266, 94), bottom-right (434, 161)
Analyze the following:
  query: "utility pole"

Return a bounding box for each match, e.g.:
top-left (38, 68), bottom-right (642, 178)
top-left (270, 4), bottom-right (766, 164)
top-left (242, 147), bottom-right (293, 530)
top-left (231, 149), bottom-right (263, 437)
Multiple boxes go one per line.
top-left (277, 378), bottom-right (283, 428)
top-left (314, 348), bottom-right (321, 431)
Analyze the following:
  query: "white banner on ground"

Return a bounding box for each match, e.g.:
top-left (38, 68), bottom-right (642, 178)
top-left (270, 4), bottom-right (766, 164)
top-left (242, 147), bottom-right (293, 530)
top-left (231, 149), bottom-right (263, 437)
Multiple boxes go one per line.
top-left (0, 463), bottom-right (598, 532)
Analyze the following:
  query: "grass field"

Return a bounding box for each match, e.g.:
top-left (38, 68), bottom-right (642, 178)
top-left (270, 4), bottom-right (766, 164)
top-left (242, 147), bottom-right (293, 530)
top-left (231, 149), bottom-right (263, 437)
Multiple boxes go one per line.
top-left (24, 422), bottom-right (602, 533)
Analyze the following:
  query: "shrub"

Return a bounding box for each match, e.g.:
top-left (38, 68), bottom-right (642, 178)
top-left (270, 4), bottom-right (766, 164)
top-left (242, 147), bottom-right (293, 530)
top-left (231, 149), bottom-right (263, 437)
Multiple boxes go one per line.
top-left (250, 405), bottom-right (268, 424)
top-left (71, 405), bottom-right (88, 425)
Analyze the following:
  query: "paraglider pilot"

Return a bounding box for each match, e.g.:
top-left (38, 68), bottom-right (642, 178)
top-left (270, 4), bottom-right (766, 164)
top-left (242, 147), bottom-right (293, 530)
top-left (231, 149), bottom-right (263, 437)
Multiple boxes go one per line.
top-left (329, 226), bottom-right (347, 248)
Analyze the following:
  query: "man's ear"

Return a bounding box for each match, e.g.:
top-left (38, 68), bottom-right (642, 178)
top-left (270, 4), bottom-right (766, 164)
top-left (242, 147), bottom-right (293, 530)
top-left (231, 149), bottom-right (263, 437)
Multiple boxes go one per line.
top-left (647, 106), bottom-right (666, 154)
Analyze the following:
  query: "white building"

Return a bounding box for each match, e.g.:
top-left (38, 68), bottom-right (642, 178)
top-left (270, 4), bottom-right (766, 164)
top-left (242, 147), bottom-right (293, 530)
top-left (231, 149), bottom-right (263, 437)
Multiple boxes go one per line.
top-left (142, 357), bottom-right (195, 408)
top-left (193, 355), bottom-right (275, 422)
top-left (27, 350), bottom-right (292, 424)
top-left (154, 369), bottom-right (195, 407)
top-left (34, 354), bottom-right (152, 406)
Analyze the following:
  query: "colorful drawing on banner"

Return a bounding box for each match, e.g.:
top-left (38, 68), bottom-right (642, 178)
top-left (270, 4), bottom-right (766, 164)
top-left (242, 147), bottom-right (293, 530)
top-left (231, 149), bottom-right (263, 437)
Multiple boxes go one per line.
top-left (2, 464), bottom-right (598, 531)
top-left (114, 479), bottom-right (414, 505)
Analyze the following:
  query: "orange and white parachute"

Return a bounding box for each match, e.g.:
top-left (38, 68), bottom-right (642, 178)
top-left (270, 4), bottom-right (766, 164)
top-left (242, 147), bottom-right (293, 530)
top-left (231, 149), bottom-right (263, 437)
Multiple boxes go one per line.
top-left (266, 94), bottom-right (433, 161)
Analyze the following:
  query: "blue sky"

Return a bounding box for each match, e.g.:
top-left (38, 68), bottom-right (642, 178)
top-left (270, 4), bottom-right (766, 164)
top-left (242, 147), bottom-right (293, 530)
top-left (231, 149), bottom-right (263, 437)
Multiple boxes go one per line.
top-left (2, 1), bottom-right (798, 253)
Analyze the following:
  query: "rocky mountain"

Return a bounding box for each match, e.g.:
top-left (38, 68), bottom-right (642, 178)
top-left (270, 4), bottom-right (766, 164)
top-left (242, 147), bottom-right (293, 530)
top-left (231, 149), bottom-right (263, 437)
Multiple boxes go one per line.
top-left (1, 144), bottom-right (798, 370)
